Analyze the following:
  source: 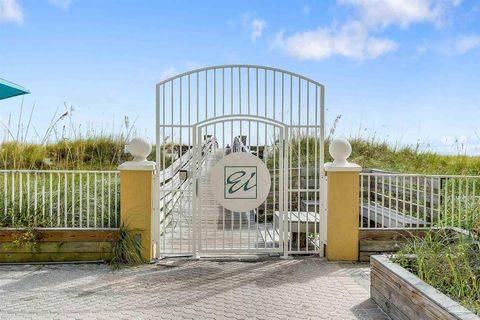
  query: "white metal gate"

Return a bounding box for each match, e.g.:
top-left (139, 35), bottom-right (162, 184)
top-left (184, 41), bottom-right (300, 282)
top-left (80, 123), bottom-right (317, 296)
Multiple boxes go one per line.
top-left (155, 65), bottom-right (325, 258)
top-left (192, 116), bottom-right (288, 256)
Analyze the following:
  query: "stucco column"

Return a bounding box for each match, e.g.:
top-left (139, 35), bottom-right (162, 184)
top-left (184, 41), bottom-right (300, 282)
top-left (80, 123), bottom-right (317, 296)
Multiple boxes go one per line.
top-left (324, 139), bottom-right (362, 261)
top-left (118, 138), bottom-right (156, 262)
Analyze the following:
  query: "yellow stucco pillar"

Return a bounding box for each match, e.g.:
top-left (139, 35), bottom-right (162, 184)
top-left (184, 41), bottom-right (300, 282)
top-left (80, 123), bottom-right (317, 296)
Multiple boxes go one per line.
top-left (324, 139), bottom-right (361, 261)
top-left (119, 138), bottom-right (156, 262)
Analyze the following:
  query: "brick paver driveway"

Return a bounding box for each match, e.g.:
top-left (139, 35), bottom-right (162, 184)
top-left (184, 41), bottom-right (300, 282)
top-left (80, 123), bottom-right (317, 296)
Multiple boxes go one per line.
top-left (0, 257), bottom-right (389, 320)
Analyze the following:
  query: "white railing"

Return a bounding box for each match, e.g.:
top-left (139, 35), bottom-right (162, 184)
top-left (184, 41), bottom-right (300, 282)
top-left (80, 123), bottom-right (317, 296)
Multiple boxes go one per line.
top-left (360, 172), bottom-right (480, 230)
top-left (0, 170), bottom-right (120, 229)
top-left (157, 137), bottom-right (216, 229)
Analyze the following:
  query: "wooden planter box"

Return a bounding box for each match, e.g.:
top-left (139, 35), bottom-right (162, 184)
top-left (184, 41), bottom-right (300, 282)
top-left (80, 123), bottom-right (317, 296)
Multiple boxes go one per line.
top-left (0, 228), bottom-right (118, 263)
top-left (371, 255), bottom-right (479, 320)
top-left (359, 228), bottom-right (431, 262)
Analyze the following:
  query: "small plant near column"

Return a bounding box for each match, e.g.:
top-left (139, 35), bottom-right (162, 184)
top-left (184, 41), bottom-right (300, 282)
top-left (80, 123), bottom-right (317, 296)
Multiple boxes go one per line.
top-left (109, 224), bottom-right (144, 269)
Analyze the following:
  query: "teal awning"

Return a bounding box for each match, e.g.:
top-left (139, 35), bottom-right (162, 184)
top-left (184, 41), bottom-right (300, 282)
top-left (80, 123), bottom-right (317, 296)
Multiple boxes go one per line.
top-left (0, 78), bottom-right (30, 100)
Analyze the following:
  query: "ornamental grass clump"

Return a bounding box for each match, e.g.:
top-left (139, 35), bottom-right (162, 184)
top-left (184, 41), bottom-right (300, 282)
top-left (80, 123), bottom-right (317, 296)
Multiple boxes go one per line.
top-left (393, 219), bottom-right (480, 315)
top-left (109, 224), bottom-right (144, 270)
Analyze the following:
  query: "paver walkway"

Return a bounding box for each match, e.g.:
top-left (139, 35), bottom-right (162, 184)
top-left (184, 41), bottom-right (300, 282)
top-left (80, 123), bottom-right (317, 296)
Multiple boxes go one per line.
top-left (0, 257), bottom-right (389, 320)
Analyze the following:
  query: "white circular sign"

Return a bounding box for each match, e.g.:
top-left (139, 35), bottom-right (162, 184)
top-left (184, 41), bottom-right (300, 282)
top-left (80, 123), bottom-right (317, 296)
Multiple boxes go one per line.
top-left (210, 152), bottom-right (271, 212)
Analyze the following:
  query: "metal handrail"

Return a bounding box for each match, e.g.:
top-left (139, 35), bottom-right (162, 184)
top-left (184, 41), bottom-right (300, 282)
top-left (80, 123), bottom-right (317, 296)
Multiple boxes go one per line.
top-left (361, 172), bottom-right (480, 179)
top-left (157, 137), bottom-right (216, 186)
top-left (157, 137), bottom-right (216, 223)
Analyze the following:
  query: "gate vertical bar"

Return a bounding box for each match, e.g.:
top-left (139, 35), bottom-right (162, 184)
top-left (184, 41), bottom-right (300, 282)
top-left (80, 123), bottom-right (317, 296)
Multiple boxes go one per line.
top-left (191, 126), bottom-right (199, 258)
top-left (282, 127), bottom-right (289, 258)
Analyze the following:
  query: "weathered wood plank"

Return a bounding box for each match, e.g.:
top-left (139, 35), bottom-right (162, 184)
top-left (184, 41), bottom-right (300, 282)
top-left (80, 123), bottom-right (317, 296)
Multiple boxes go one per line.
top-left (0, 229), bottom-right (118, 242)
top-left (359, 229), bottom-right (428, 251)
top-left (359, 229), bottom-right (432, 262)
top-left (371, 286), bottom-right (410, 320)
top-left (0, 229), bottom-right (117, 263)
top-left (372, 259), bottom-right (451, 319)
top-left (0, 252), bottom-right (111, 263)
top-left (0, 241), bottom-right (113, 254)
top-left (360, 203), bottom-right (430, 228)
top-left (360, 240), bottom-right (404, 252)
top-left (371, 255), bottom-right (478, 320)
top-left (359, 228), bottom-right (467, 263)
top-left (360, 251), bottom-right (397, 263)
top-left (359, 228), bottom-right (430, 241)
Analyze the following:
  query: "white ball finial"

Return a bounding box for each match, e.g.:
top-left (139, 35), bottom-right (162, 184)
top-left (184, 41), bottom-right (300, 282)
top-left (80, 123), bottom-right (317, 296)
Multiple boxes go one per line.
top-left (324, 139), bottom-right (360, 172)
top-left (126, 137), bottom-right (152, 162)
top-left (119, 137), bottom-right (155, 171)
top-left (329, 139), bottom-right (352, 165)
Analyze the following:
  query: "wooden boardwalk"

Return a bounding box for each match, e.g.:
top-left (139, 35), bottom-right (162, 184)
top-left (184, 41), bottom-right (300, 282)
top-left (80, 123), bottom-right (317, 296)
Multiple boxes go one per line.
top-left (360, 202), bottom-right (430, 228)
top-left (160, 149), bottom-right (280, 256)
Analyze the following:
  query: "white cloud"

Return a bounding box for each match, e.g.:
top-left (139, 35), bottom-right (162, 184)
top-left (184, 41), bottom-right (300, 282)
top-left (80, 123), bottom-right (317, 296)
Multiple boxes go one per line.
top-left (0, 0), bottom-right (23, 24)
top-left (454, 34), bottom-right (480, 54)
top-left (273, 0), bottom-right (461, 60)
top-left (251, 19), bottom-right (266, 43)
top-left (241, 12), bottom-right (266, 43)
top-left (273, 22), bottom-right (398, 60)
top-left (365, 37), bottom-right (399, 58)
top-left (48, 0), bottom-right (72, 10)
top-left (339, 0), bottom-right (461, 29)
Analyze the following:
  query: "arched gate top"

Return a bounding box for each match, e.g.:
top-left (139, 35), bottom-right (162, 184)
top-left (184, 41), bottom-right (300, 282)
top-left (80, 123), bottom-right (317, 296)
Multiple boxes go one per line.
top-left (156, 64), bottom-right (325, 128)
top-left (156, 64), bottom-right (324, 88)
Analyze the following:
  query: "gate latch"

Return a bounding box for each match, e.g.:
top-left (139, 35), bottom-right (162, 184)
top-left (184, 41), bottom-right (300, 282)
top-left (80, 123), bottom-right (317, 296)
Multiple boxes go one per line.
top-left (179, 169), bottom-right (190, 182)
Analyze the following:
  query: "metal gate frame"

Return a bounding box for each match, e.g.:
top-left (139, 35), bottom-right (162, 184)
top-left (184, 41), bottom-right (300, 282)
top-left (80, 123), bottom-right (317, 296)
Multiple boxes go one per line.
top-left (154, 65), bottom-right (326, 258)
top-left (191, 115), bottom-right (289, 257)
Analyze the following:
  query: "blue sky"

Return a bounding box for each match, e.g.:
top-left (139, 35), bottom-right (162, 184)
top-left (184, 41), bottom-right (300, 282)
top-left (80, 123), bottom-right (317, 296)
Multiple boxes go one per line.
top-left (1, 0), bottom-right (479, 154)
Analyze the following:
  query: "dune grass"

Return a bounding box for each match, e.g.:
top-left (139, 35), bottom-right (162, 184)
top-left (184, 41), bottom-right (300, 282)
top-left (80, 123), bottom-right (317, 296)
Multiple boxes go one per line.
top-left (3, 135), bottom-right (480, 174)
top-left (392, 213), bottom-right (480, 315)
top-left (349, 137), bottom-right (480, 175)
top-left (1, 102), bottom-right (478, 173)
top-left (267, 134), bottom-right (480, 175)
top-left (0, 138), bottom-right (131, 170)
